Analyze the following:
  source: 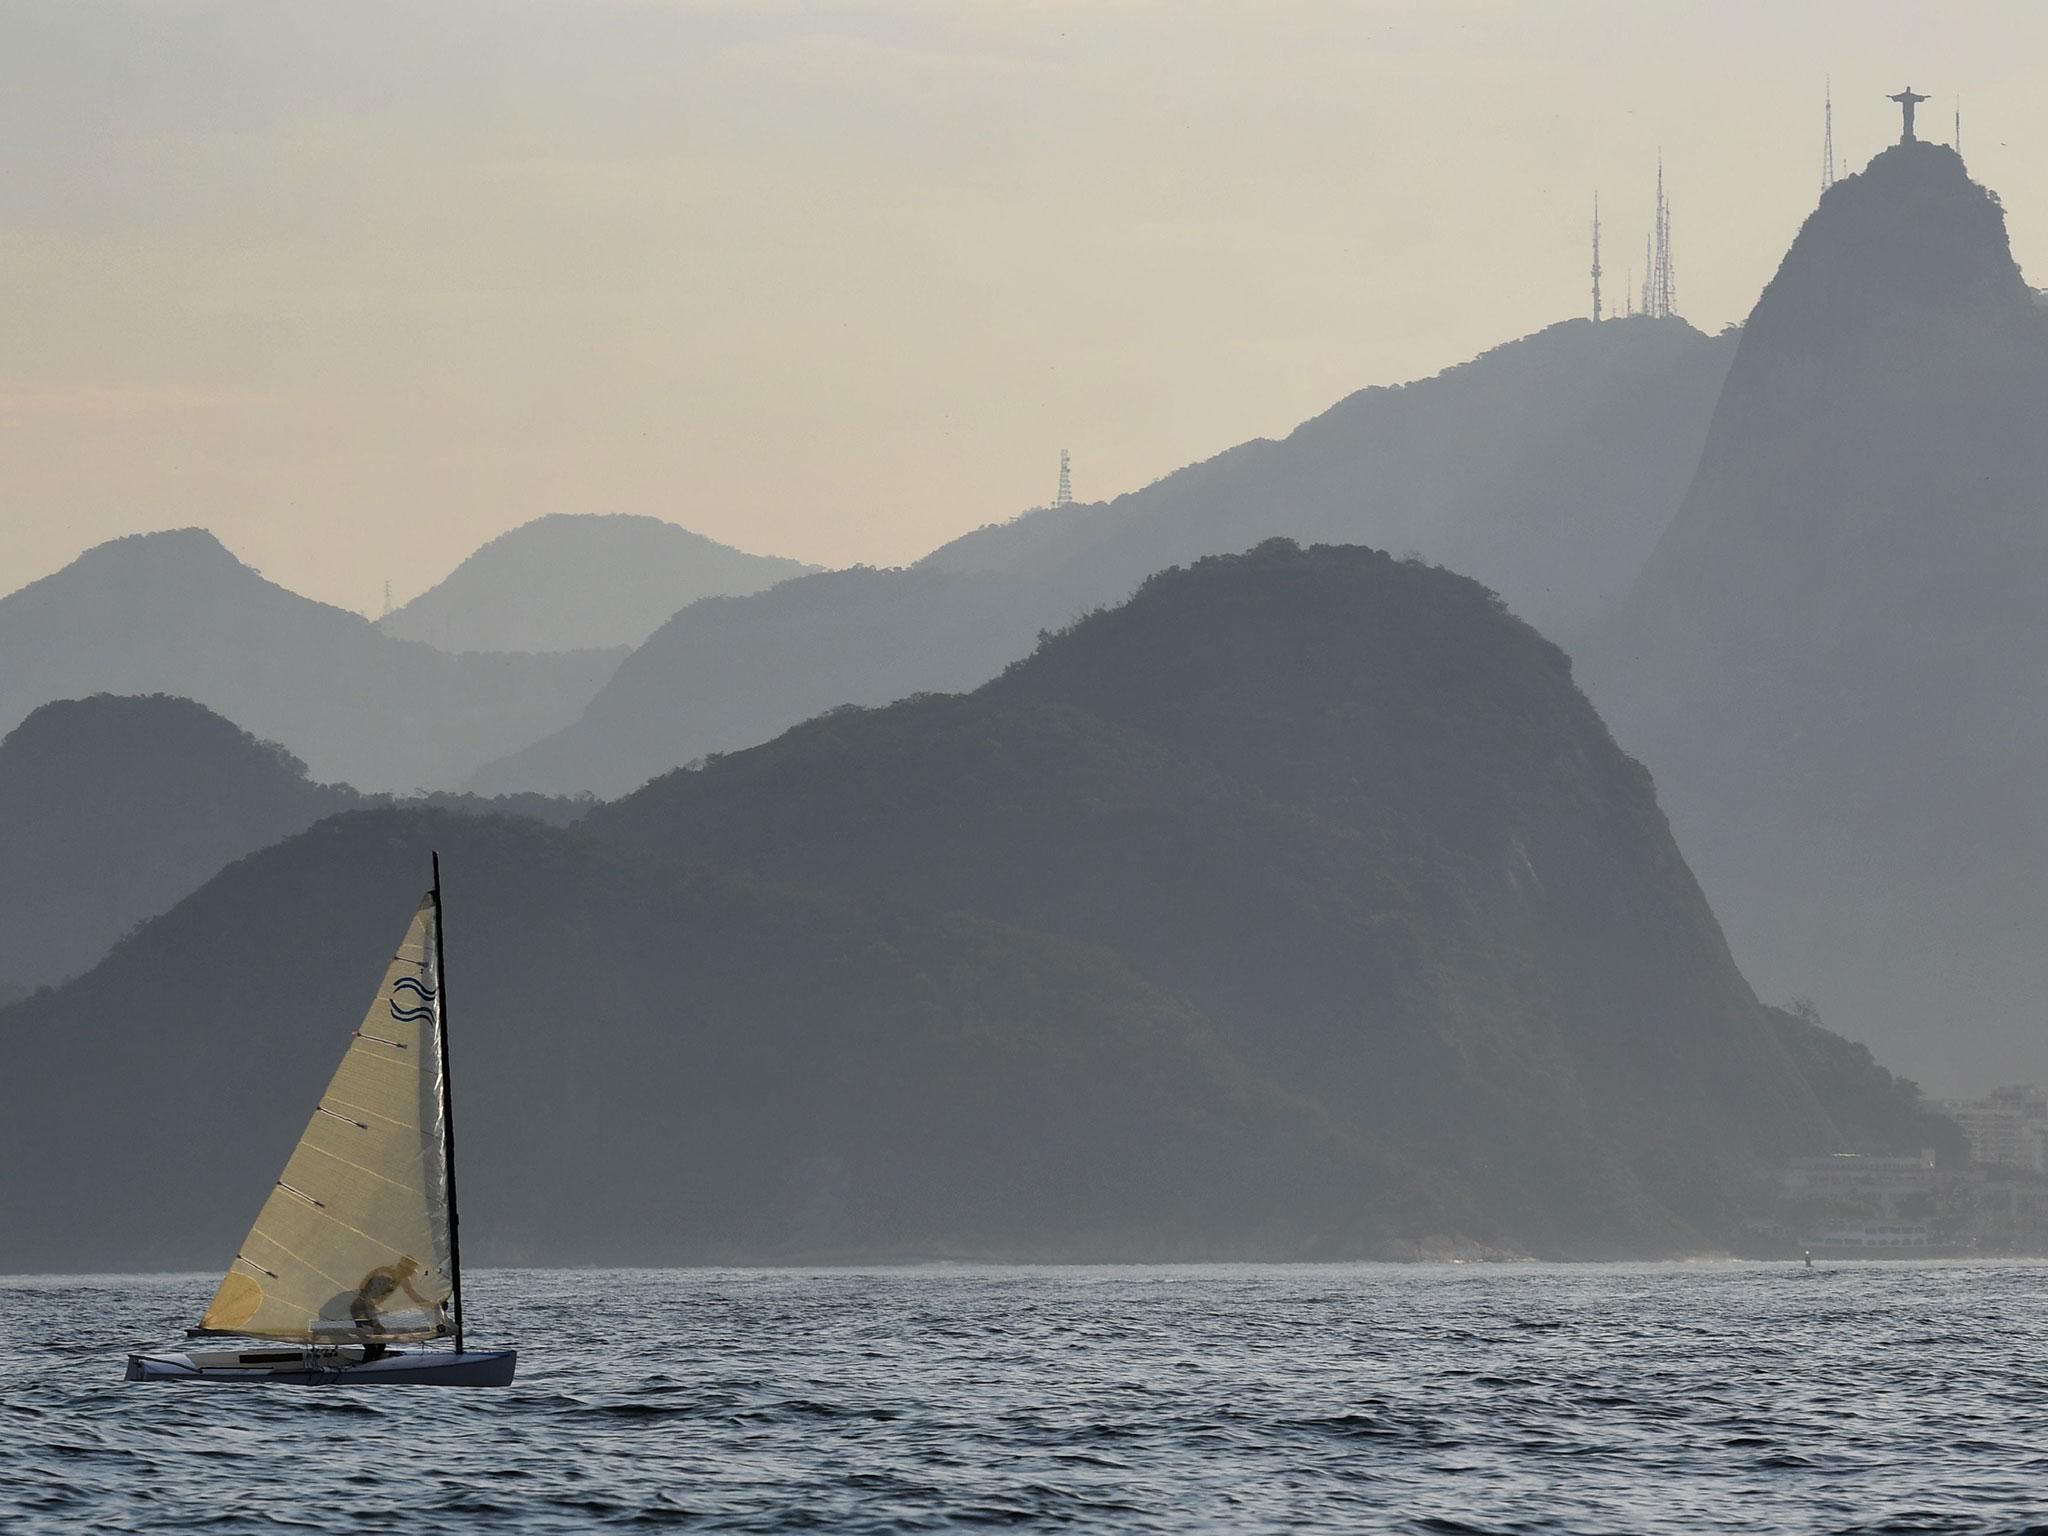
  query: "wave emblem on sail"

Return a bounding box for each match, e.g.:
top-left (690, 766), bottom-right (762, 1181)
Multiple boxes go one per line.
top-left (199, 896), bottom-right (456, 1342)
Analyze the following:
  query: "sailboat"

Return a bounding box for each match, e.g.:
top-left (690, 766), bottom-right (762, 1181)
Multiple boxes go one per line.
top-left (127, 855), bottom-right (517, 1386)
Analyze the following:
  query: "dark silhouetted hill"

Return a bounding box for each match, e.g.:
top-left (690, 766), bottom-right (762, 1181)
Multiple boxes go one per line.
top-left (0, 696), bottom-right (352, 991)
top-left (377, 513), bottom-right (816, 653)
top-left (0, 543), bottom-right (1943, 1270)
top-left (1583, 142), bottom-right (2048, 1092)
top-left (0, 530), bottom-right (623, 790)
top-left (472, 320), bottom-right (1731, 796)
top-left (0, 694), bottom-right (596, 993)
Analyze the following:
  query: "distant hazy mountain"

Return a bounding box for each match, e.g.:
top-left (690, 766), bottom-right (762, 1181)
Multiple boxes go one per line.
top-left (0, 543), bottom-right (1945, 1272)
top-left (0, 529), bottom-right (622, 790)
top-left (476, 317), bottom-right (1731, 796)
top-left (1583, 141), bottom-right (2048, 1093)
top-left (473, 566), bottom-right (1047, 798)
top-left (924, 315), bottom-right (1731, 638)
top-left (0, 693), bottom-right (593, 995)
top-left (377, 513), bottom-right (815, 653)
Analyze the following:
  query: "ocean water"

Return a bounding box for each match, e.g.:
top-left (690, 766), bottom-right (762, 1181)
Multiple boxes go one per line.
top-left (3, 1263), bottom-right (2045, 1534)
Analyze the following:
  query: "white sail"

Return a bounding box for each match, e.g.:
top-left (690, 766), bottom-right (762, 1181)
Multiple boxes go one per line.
top-left (199, 895), bottom-right (455, 1343)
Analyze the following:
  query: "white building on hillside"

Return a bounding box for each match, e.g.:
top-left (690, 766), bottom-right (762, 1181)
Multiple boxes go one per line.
top-left (1940, 1085), bottom-right (2048, 1173)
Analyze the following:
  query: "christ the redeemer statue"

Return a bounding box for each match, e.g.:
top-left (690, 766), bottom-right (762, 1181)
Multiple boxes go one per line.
top-left (1888, 87), bottom-right (1930, 143)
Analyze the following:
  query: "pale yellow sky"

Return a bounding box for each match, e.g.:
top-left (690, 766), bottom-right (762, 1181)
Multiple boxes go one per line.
top-left (6, 1), bottom-right (2048, 613)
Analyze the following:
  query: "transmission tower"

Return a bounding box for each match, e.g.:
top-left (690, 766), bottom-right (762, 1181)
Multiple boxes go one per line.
top-left (381, 578), bottom-right (393, 618)
top-left (1661, 193), bottom-right (1674, 317)
top-left (1652, 153), bottom-right (1674, 318)
top-left (1591, 192), bottom-right (1603, 321)
top-left (1054, 448), bottom-right (1073, 509)
top-left (1822, 77), bottom-right (1836, 195)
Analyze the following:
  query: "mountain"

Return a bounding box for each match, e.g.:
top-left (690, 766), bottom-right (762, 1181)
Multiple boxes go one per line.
top-left (472, 566), bottom-right (1047, 798)
top-left (0, 529), bottom-right (623, 790)
top-left (376, 513), bottom-right (816, 653)
top-left (923, 315), bottom-right (1730, 637)
top-left (472, 318), bottom-right (1732, 796)
top-left (0, 542), bottom-right (1946, 1271)
top-left (0, 696), bottom-right (352, 993)
top-left (1582, 140), bottom-right (2048, 1092)
top-left (0, 693), bottom-right (592, 994)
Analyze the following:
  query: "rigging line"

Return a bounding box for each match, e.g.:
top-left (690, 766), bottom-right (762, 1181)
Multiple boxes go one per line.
top-left (315, 1097), bottom-right (415, 1138)
top-left (319, 1096), bottom-right (419, 1133)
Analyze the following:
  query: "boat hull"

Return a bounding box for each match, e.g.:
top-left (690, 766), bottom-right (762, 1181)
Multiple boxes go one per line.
top-left (125, 1347), bottom-right (517, 1386)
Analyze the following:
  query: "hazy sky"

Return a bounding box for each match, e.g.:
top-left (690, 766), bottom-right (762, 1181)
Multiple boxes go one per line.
top-left (6, 1), bottom-right (2048, 612)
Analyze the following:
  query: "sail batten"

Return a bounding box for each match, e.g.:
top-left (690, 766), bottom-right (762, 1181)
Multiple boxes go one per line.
top-left (198, 895), bottom-right (456, 1344)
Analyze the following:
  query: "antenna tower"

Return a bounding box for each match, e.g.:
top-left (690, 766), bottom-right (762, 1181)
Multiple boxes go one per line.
top-left (1054, 448), bottom-right (1073, 509)
top-left (1651, 153), bottom-right (1674, 319)
top-left (381, 578), bottom-right (393, 618)
top-left (1661, 192), bottom-right (1674, 317)
top-left (1591, 192), bottom-right (1603, 321)
top-left (1822, 77), bottom-right (1836, 194)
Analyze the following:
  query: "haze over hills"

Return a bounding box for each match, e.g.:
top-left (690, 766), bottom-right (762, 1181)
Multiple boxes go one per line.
top-left (0, 544), bottom-right (1949, 1271)
top-left (472, 566), bottom-right (1048, 798)
top-left (922, 315), bottom-right (1729, 637)
top-left (1583, 140), bottom-right (2048, 1093)
top-left (0, 530), bottom-right (623, 791)
top-left (475, 317), bottom-right (1733, 796)
top-left (0, 694), bottom-right (590, 995)
top-left (376, 513), bottom-right (817, 653)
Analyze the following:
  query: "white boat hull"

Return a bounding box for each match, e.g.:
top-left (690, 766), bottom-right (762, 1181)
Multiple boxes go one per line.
top-left (125, 1345), bottom-right (517, 1386)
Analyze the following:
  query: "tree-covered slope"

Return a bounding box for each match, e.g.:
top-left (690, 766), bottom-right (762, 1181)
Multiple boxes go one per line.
top-left (0, 695), bottom-right (353, 992)
top-left (0, 544), bottom-right (1941, 1270)
top-left (589, 541), bottom-right (1935, 1254)
top-left (0, 810), bottom-right (1412, 1272)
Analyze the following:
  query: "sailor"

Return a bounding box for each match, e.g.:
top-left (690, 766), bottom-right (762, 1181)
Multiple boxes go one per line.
top-left (348, 1255), bottom-right (430, 1328)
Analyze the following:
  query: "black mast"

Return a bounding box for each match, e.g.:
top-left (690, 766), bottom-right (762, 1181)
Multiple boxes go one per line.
top-left (430, 851), bottom-right (465, 1355)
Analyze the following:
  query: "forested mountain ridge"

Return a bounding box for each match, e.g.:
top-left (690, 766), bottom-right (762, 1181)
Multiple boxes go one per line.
top-left (591, 539), bottom-right (1935, 1251)
top-left (0, 541), bottom-right (1941, 1272)
top-left (0, 693), bottom-right (590, 994)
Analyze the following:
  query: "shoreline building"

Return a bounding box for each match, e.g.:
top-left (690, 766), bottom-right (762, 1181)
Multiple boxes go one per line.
top-left (1940, 1085), bottom-right (2048, 1173)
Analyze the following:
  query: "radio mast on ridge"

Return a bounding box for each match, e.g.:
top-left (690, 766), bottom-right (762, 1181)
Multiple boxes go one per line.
top-left (1822, 76), bottom-right (1836, 195)
top-left (1591, 192), bottom-right (1603, 322)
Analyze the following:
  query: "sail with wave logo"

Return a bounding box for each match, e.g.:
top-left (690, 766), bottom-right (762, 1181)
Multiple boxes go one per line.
top-left (196, 895), bottom-right (455, 1343)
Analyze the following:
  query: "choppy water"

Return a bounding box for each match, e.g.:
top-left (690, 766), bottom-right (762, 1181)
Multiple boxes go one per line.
top-left (3, 1263), bottom-right (2046, 1533)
